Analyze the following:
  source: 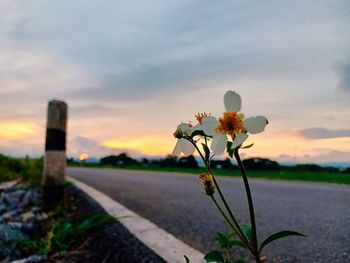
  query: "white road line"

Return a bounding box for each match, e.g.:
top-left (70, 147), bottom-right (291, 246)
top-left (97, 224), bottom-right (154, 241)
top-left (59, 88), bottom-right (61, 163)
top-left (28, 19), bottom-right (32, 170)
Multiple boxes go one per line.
top-left (68, 176), bottom-right (205, 263)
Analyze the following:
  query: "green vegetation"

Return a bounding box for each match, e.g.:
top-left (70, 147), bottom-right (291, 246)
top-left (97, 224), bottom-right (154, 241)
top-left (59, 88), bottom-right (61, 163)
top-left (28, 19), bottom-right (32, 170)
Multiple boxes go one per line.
top-left (0, 153), bottom-right (114, 260)
top-left (0, 154), bottom-right (43, 184)
top-left (11, 213), bottom-right (114, 257)
top-left (5, 198), bottom-right (115, 259)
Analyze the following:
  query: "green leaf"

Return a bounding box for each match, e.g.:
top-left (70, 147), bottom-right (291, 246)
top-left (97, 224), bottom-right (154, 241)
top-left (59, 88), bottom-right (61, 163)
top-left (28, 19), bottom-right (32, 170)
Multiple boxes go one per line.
top-left (184, 255), bottom-right (190, 263)
top-left (226, 141), bottom-right (234, 158)
top-left (241, 143), bottom-right (254, 149)
top-left (215, 232), bottom-right (247, 249)
top-left (241, 224), bottom-right (253, 243)
top-left (229, 240), bottom-right (247, 249)
top-left (215, 232), bottom-right (230, 249)
top-left (202, 143), bottom-right (210, 162)
top-left (204, 250), bottom-right (225, 262)
top-left (191, 130), bottom-right (206, 138)
top-left (259, 230), bottom-right (306, 253)
top-left (228, 230), bottom-right (238, 238)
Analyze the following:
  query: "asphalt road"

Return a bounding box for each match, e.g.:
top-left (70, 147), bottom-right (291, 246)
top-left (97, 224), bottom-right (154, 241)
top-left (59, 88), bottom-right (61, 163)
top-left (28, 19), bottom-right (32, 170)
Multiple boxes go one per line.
top-left (68, 167), bottom-right (350, 262)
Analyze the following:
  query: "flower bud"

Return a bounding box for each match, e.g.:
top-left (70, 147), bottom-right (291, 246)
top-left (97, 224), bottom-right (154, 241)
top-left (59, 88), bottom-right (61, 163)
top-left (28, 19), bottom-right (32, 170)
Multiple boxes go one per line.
top-left (173, 128), bottom-right (183, 139)
top-left (199, 173), bottom-right (215, 196)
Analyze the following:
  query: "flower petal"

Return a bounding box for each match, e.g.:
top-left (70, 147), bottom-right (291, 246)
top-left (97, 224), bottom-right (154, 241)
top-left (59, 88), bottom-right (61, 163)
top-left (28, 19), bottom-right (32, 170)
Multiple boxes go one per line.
top-left (211, 133), bottom-right (228, 155)
top-left (224, 91), bottom-right (241, 112)
top-left (172, 140), bottom-right (182, 156)
top-left (201, 116), bottom-right (218, 136)
top-left (181, 139), bottom-right (195, 156)
top-left (231, 132), bottom-right (249, 149)
top-left (243, 116), bottom-right (268, 134)
top-left (178, 123), bottom-right (193, 136)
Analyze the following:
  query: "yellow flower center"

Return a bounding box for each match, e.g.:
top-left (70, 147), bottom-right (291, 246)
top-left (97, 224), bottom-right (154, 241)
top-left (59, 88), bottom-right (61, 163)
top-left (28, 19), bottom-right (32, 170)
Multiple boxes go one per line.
top-left (216, 112), bottom-right (245, 136)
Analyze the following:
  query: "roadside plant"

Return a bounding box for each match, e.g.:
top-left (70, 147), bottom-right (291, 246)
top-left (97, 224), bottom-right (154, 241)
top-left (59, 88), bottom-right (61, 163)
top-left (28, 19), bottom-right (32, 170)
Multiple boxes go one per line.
top-left (173, 90), bottom-right (305, 263)
top-left (7, 213), bottom-right (114, 258)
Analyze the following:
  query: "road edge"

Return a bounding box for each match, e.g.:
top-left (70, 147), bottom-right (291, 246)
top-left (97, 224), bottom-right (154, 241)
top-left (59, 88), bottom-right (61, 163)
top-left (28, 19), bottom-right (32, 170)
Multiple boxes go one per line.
top-left (67, 176), bottom-right (205, 263)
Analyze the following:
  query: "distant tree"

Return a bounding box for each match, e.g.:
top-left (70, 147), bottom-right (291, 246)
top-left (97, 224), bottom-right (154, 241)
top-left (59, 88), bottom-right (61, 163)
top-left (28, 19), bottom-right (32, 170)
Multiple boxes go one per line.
top-left (153, 155), bottom-right (178, 167)
top-left (116, 153), bottom-right (138, 166)
top-left (140, 158), bottom-right (149, 165)
top-left (178, 155), bottom-right (198, 168)
top-left (100, 155), bottom-right (119, 165)
top-left (242, 158), bottom-right (280, 171)
top-left (211, 158), bottom-right (236, 169)
top-left (67, 157), bottom-right (75, 165)
top-left (321, 166), bottom-right (340, 173)
top-left (100, 153), bottom-right (138, 166)
top-left (343, 167), bottom-right (350, 174)
top-left (293, 164), bottom-right (323, 172)
top-left (292, 163), bottom-right (340, 173)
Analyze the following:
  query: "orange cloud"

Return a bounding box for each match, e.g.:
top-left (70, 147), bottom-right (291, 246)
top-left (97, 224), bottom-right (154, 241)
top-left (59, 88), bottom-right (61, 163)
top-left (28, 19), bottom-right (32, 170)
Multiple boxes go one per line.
top-left (241, 131), bottom-right (350, 161)
top-left (0, 121), bottom-right (38, 140)
top-left (102, 135), bottom-right (175, 155)
top-left (102, 130), bottom-right (350, 160)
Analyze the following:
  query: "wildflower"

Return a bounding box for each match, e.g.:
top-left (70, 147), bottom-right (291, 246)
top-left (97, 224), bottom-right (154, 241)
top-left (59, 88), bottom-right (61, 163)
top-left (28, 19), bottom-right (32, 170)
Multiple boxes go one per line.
top-left (172, 123), bottom-right (195, 156)
top-left (191, 114), bottom-right (217, 138)
top-left (202, 91), bottom-right (268, 155)
top-left (199, 173), bottom-right (215, 196)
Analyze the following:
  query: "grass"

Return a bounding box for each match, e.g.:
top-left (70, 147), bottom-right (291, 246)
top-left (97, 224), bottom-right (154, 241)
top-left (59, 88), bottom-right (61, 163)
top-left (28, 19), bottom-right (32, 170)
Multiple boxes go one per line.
top-left (12, 213), bottom-right (114, 257)
top-left (4, 195), bottom-right (115, 259)
top-left (0, 154), bottom-right (43, 185)
top-left (0, 154), bottom-right (115, 260)
top-left (70, 163), bottom-right (350, 185)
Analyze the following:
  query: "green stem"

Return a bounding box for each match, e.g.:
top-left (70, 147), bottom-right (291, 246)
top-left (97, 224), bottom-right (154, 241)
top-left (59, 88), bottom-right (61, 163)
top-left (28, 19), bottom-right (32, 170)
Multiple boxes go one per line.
top-left (189, 139), bottom-right (254, 253)
top-left (207, 165), bottom-right (254, 252)
top-left (210, 195), bottom-right (239, 234)
top-left (234, 149), bottom-right (259, 256)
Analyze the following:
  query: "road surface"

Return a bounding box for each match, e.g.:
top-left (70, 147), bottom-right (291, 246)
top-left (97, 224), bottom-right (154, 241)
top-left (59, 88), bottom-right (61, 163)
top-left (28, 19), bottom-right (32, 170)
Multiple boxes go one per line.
top-left (68, 167), bottom-right (350, 262)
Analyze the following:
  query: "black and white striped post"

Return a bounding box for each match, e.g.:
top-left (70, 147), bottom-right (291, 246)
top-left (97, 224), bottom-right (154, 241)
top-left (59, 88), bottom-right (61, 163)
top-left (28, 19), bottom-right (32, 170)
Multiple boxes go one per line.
top-left (42, 100), bottom-right (68, 211)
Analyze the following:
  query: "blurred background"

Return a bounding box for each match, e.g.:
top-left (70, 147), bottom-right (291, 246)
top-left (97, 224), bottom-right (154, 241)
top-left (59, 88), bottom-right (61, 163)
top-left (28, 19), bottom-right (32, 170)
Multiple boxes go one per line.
top-left (0, 0), bottom-right (349, 166)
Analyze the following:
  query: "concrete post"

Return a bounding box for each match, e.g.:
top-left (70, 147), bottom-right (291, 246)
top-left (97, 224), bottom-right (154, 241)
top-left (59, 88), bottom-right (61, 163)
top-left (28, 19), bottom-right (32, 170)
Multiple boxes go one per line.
top-left (42, 100), bottom-right (68, 211)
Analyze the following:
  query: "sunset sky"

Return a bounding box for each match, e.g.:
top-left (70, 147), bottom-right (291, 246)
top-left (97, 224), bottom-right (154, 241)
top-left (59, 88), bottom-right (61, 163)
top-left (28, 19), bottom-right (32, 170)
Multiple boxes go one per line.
top-left (0, 1), bottom-right (349, 163)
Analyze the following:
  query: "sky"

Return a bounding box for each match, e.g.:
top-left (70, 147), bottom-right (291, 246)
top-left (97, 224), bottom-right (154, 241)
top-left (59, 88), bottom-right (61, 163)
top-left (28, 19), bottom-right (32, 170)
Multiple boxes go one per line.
top-left (0, 0), bottom-right (349, 164)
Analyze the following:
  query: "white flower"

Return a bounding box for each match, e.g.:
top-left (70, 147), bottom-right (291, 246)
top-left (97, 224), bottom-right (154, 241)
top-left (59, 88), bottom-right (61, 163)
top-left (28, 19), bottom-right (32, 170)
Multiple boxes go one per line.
top-left (202, 91), bottom-right (268, 155)
top-left (172, 123), bottom-right (195, 156)
top-left (192, 113), bottom-right (217, 137)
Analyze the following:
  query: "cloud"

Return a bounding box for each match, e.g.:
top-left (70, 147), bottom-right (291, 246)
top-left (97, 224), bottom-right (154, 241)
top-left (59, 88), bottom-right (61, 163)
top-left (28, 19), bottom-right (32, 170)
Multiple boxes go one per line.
top-left (1, 0), bottom-right (350, 162)
top-left (300, 127), bottom-right (350, 139)
top-left (69, 54), bottom-right (250, 102)
top-left (70, 136), bottom-right (149, 158)
top-left (301, 150), bottom-right (350, 164)
top-left (0, 121), bottom-right (38, 140)
top-left (278, 154), bottom-right (293, 160)
top-left (70, 136), bottom-right (112, 157)
top-left (335, 63), bottom-right (350, 91)
top-left (3, 0), bottom-right (348, 104)
top-left (75, 136), bottom-right (100, 148)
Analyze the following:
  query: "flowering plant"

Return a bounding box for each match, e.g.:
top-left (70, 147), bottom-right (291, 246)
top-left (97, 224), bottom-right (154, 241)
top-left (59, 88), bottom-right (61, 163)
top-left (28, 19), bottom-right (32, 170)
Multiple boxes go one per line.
top-left (174, 91), bottom-right (305, 263)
